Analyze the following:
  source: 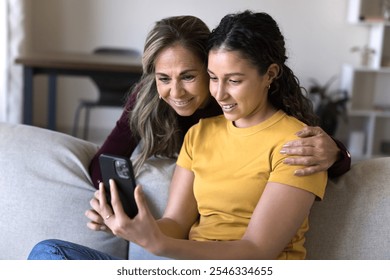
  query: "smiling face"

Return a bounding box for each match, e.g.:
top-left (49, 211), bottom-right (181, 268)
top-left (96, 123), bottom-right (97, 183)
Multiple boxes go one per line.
top-left (154, 44), bottom-right (211, 116)
top-left (208, 48), bottom-right (278, 128)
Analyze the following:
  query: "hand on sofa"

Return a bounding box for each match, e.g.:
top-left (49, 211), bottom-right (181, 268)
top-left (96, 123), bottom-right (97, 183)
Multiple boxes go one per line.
top-left (85, 189), bottom-right (114, 233)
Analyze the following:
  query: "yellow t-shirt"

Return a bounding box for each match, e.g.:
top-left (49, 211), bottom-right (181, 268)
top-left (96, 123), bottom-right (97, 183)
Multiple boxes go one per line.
top-left (176, 110), bottom-right (327, 259)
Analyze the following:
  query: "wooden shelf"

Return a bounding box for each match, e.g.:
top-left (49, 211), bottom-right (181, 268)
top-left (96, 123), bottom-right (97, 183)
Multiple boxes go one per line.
top-left (343, 0), bottom-right (390, 160)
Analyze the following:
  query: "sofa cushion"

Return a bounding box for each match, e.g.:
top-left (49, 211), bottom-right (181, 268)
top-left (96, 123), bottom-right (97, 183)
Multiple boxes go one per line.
top-left (305, 157), bottom-right (390, 259)
top-left (0, 123), bottom-right (128, 260)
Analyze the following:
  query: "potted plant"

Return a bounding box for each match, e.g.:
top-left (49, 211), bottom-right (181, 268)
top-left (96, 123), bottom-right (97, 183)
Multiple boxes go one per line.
top-left (308, 76), bottom-right (349, 136)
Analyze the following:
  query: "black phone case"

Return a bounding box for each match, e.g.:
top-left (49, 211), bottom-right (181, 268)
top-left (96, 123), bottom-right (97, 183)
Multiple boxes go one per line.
top-left (99, 154), bottom-right (138, 218)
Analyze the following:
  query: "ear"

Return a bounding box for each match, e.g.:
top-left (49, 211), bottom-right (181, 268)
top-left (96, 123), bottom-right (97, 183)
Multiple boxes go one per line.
top-left (266, 63), bottom-right (279, 83)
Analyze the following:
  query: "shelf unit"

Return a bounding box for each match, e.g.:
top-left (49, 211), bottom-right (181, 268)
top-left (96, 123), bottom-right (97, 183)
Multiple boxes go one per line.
top-left (341, 0), bottom-right (390, 160)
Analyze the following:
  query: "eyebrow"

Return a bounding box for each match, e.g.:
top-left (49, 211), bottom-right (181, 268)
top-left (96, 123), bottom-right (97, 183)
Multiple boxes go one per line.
top-left (155, 69), bottom-right (199, 76)
top-left (207, 69), bottom-right (245, 77)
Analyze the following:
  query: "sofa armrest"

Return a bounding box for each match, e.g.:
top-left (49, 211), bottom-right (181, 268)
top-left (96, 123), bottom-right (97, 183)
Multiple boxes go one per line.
top-left (0, 123), bottom-right (128, 259)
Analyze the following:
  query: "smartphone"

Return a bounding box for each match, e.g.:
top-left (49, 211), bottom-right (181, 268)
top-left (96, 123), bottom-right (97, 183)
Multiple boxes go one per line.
top-left (98, 154), bottom-right (138, 218)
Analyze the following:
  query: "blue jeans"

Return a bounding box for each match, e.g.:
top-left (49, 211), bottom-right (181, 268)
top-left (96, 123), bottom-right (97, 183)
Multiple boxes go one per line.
top-left (27, 239), bottom-right (122, 260)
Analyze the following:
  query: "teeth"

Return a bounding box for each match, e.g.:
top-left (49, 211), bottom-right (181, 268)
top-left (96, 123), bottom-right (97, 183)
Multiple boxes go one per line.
top-left (222, 104), bottom-right (237, 110)
top-left (174, 100), bottom-right (189, 105)
top-left (172, 98), bottom-right (192, 106)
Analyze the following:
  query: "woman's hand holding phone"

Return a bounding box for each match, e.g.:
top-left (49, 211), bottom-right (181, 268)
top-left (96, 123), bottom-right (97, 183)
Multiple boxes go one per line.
top-left (98, 154), bottom-right (138, 218)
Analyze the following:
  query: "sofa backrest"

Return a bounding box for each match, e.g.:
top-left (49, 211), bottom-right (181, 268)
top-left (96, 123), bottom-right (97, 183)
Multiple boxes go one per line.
top-left (305, 157), bottom-right (390, 259)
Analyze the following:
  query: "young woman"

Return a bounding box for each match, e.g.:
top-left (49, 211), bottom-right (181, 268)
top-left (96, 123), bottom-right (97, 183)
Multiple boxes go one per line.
top-left (28, 11), bottom-right (331, 260)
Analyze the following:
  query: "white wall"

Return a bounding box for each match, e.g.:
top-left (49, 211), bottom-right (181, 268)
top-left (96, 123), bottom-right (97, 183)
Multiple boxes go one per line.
top-left (26, 0), bottom-right (368, 141)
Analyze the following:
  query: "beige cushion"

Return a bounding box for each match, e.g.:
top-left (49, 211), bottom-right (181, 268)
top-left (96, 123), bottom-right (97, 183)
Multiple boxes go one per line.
top-left (0, 123), bottom-right (128, 259)
top-left (305, 157), bottom-right (390, 259)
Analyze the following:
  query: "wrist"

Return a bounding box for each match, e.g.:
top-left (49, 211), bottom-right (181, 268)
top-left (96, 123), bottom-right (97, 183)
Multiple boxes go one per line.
top-left (147, 233), bottom-right (169, 256)
top-left (338, 146), bottom-right (351, 164)
top-left (335, 142), bottom-right (351, 164)
top-left (328, 138), bottom-right (351, 178)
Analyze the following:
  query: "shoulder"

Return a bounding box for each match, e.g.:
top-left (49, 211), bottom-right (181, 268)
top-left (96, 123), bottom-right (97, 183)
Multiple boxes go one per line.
top-left (266, 111), bottom-right (305, 142)
top-left (279, 113), bottom-right (306, 130)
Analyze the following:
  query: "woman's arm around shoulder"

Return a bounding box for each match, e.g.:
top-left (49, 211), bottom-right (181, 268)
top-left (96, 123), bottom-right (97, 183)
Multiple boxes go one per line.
top-left (280, 126), bottom-right (351, 178)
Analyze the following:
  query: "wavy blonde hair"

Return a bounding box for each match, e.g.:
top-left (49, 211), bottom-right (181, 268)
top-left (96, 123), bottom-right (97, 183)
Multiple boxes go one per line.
top-left (128, 16), bottom-right (210, 175)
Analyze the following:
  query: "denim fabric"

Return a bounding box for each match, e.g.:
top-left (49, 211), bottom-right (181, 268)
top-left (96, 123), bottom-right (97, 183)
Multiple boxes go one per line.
top-left (27, 239), bottom-right (122, 260)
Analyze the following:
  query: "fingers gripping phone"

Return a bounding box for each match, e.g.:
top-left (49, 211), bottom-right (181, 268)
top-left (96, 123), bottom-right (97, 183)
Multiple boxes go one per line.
top-left (99, 154), bottom-right (138, 218)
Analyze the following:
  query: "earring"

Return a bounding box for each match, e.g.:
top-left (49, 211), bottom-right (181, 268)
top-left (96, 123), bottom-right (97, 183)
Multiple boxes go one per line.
top-left (159, 95), bottom-right (162, 99)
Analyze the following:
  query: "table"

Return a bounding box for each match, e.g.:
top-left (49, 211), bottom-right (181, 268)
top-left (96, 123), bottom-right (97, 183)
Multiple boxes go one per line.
top-left (15, 51), bottom-right (143, 130)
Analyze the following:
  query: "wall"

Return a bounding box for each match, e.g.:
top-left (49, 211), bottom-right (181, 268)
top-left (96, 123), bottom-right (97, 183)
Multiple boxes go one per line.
top-left (25, 0), bottom-right (368, 142)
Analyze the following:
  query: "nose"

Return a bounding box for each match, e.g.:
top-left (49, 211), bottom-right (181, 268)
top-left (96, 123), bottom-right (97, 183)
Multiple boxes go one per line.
top-left (211, 81), bottom-right (227, 101)
top-left (170, 80), bottom-right (185, 98)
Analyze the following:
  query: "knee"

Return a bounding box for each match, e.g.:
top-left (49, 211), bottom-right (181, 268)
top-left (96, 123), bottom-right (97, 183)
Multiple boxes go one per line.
top-left (27, 239), bottom-right (65, 260)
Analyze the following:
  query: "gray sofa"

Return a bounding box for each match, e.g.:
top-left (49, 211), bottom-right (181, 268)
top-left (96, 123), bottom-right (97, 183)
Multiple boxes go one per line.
top-left (0, 122), bottom-right (389, 260)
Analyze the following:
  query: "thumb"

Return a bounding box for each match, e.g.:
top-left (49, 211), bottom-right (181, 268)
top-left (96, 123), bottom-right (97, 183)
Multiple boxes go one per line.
top-left (134, 185), bottom-right (151, 216)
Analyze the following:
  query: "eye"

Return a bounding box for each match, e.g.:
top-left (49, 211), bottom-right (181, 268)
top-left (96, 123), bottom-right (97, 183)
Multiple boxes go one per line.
top-left (182, 74), bottom-right (195, 81)
top-left (229, 79), bottom-right (241, 84)
top-left (157, 76), bottom-right (170, 84)
top-left (209, 75), bottom-right (218, 82)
